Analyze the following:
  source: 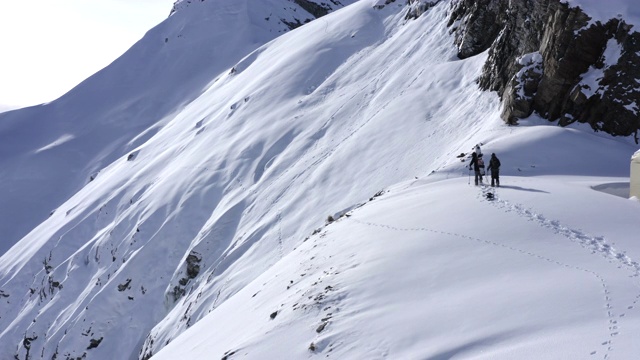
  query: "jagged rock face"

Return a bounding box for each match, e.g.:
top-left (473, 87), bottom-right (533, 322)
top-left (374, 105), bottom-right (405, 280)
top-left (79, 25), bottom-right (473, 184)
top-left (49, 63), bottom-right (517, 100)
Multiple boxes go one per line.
top-left (448, 0), bottom-right (640, 141)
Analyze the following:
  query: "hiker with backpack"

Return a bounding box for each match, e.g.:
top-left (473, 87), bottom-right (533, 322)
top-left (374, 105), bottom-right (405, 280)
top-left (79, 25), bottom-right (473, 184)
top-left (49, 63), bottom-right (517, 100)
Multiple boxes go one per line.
top-left (474, 144), bottom-right (482, 156)
top-left (487, 153), bottom-right (501, 187)
top-left (469, 152), bottom-right (485, 186)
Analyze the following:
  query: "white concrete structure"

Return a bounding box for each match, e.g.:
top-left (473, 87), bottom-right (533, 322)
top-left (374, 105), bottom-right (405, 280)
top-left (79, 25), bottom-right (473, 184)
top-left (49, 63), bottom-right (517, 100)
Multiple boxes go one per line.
top-left (631, 150), bottom-right (640, 198)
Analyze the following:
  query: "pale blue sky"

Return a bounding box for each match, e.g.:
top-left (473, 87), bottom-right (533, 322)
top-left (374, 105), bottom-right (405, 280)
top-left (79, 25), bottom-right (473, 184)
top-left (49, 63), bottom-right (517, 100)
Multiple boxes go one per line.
top-left (0, 0), bottom-right (175, 110)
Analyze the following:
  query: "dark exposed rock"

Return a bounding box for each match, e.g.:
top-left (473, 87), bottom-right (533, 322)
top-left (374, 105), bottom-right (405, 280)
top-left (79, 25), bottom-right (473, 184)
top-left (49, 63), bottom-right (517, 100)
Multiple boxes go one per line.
top-left (293, 0), bottom-right (331, 18)
top-left (282, 0), bottom-right (345, 30)
top-left (374, 0), bottom-right (398, 11)
top-left (117, 279), bottom-right (132, 292)
top-left (87, 337), bottom-right (103, 350)
top-left (185, 251), bottom-right (202, 279)
top-left (43, 259), bottom-right (53, 274)
top-left (48, 276), bottom-right (63, 295)
top-left (172, 285), bottom-right (186, 302)
top-left (22, 334), bottom-right (38, 359)
top-left (405, 0), bottom-right (440, 20)
top-left (449, 0), bottom-right (509, 59)
top-left (444, 0), bottom-right (640, 141)
top-left (171, 252), bottom-right (202, 302)
top-left (221, 350), bottom-right (236, 360)
top-left (280, 18), bottom-right (311, 31)
top-left (316, 321), bottom-right (328, 333)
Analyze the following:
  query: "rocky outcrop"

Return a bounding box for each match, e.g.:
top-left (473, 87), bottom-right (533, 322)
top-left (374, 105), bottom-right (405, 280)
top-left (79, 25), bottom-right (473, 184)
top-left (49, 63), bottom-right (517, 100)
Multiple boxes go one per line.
top-left (444, 0), bottom-right (640, 142)
top-left (293, 0), bottom-right (333, 18)
top-left (405, 0), bottom-right (441, 19)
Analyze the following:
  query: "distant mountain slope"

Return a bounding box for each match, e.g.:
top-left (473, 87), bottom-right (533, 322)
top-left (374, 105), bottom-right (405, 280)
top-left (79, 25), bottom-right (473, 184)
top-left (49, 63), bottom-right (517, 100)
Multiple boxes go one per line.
top-left (0, 1), bottom-right (498, 358)
top-left (0, 0), bottom-right (355, 256)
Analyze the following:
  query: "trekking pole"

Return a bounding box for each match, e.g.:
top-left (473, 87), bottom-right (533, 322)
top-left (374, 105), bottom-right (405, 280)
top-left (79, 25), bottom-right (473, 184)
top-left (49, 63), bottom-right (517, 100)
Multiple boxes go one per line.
top-left (468, 168), bottom-right (471, 185)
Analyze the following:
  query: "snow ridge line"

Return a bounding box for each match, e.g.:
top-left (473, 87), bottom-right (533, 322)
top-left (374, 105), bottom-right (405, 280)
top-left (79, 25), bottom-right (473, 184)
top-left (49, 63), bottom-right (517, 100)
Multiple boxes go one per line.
top-left (481, 188), bottom-right (640, 359)
top-left (351, 216), bottom-right (617, 359)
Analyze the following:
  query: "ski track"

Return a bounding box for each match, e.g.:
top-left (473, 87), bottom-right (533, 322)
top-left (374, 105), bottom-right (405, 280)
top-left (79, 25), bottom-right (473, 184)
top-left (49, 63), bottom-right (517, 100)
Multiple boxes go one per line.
top-left (479, 185), bottom-right (640, 359)
top-left (350, 212), bottom-right (619, 359)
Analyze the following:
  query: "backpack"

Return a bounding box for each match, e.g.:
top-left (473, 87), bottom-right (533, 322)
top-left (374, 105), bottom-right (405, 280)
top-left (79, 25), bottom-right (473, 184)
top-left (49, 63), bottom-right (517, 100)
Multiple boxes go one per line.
top-left (490, 158), bottom-right (500, 170)
top-left (478, 157), bottom-right (485, 175)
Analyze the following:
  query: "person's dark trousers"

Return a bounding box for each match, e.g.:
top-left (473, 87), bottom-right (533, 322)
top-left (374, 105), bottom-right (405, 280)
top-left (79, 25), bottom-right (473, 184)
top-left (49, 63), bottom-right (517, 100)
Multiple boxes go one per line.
top-left (491, 170), bottom-right (499, 187)
top-left (475, 171), bottom-right (482, 186)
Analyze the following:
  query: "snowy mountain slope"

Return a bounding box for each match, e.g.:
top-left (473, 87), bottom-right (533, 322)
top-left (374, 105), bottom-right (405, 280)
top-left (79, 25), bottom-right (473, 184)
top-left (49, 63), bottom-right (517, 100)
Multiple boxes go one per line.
top-left (154, 173), bottom-right (640, 360)
top-left (0, 0), bottom-right (355, 256)
top-left (1, 1), bottom-right (491, 358)
top-left (1, 0), bottom-right (639, 359)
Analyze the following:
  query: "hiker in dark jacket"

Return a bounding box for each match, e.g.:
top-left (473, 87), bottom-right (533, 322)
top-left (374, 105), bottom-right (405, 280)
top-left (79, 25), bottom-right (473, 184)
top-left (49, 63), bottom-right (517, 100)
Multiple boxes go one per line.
top-left (469, 152), bottom-right (484, 186)
top-left (487, 153), bottom-right (501, 187)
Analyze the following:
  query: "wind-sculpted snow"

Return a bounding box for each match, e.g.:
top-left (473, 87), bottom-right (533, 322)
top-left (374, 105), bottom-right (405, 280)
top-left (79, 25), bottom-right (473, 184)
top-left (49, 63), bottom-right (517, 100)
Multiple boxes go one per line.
top-left (1, 0), bottom-right (639, 359)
